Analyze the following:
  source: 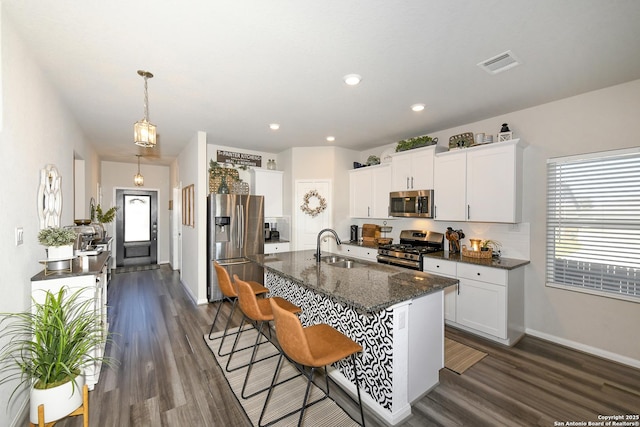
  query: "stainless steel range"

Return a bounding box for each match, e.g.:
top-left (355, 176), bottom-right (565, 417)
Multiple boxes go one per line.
top-left (377, 230), bottom-right (444, 270)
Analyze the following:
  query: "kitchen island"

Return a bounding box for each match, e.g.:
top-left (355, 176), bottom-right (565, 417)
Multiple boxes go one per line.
top-left (249, 250), bottom-right (458, 425)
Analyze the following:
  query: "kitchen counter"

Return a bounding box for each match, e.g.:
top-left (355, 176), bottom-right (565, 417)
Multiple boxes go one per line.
top-left (31, 251), bottom-right (111, 281)
top-left (249, 250), bottom-right (458, 312)
top-left (424, 251), bottom-right (530, 270)
top-left (341, 240), bottom-right (380, 250)
top-left (248, 250), bottom-right (457, 425)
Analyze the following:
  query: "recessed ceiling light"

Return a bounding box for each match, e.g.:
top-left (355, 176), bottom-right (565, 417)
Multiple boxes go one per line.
top-left (269, 123), bottom-right (280, 130)
top-left (343, 74), bottom-right (362, 86)
top-left (411, 103), bottom-right (425, 112)
top-left (326, 136), bottom-right (335, 142)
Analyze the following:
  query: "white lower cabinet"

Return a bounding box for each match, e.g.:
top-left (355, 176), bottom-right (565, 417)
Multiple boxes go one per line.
top-left (337, 244), bottom-right (378, 261)
top-left (423, 257), bottom-right (524, 346)
top-left (422, 258), bottom-right (457, 322)
top-left (264, 242), bottom-right (290, 254)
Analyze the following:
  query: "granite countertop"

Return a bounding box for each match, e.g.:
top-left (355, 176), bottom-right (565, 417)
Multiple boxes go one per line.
top-left (265, 239), bottom-right (290, 244)
top-left (31, 251), bottom-right (111, 281)
top-left (423, 251), bottom-right (530, 270)
top-left (249, 250), bottom-right (458, 313)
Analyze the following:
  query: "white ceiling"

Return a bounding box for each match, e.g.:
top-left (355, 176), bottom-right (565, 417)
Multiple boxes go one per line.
top-left (4, 0), bottom-right (640, 166)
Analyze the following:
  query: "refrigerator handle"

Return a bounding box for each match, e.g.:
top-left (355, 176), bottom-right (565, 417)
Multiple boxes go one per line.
top-left (235, 205), bottom-right (241, 248)
top-left (239, 205), bottom-right (245, 249)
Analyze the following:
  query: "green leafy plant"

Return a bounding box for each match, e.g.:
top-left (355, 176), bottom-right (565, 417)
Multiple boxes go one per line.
top-left (95, 204), bottom-right (119, 224)
top-left (0, 287), bottom-right (115, 402)
top-left (395, 135), bottom-right (436, 152)
top-left (481, 239), bottom-right (502, 252)
top-left (37, 227), bottom-right (77, 247)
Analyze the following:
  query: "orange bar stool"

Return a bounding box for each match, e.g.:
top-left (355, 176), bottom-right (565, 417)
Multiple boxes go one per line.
top-left (208, 262), bottom-right (268, 357)
top-left (228, 276), bottom-right (302, 399)
top-left (259, 298), bottom-right (366, 427)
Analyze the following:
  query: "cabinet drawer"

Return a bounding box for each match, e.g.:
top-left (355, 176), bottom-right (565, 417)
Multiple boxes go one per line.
top-left (422, 258), bottom-right (457, 277)
top-left (457, 263), bottom-right (507, 285)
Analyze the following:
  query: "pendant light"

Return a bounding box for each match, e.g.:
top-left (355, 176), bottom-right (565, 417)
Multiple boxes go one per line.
top-left (134, 70), bottom-right (157, 148)
top-left (134, 155), bottom-right (144, 186)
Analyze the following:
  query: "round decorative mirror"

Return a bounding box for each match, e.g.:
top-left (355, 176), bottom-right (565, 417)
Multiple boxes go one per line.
top-left (37, 165), bottom-right (63, 229)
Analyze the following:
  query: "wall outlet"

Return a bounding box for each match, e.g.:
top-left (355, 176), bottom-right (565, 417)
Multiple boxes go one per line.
top-left (15, 227), bottom-right (24, 246)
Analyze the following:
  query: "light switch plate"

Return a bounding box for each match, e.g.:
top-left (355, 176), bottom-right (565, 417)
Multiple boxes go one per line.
top-left (15, 227), bottom-right (24, 246)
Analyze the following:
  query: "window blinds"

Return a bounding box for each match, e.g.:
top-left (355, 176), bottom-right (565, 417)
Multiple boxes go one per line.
top-left (546, 148), bottom-right (640, 301)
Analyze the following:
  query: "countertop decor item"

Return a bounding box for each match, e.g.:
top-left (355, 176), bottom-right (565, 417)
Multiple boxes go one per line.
top-left (366, 155), bottom-right (380, 165)
top-left (445, 227), bottom-right (465, 253)
top-left (0, 286), bottom-right (115, 424)
top-left (395, 135), bottom-right (437, 152)
top-left (133, 70), bottom-right (157, 148)
top-left (208, 160), bottom-right (242, 193)
top-left (448, 132), bottom-right (474, 150)
top-left (38, 227), bottom-right (76, 261)
top-left (300, 189), bottom-right (327, 217)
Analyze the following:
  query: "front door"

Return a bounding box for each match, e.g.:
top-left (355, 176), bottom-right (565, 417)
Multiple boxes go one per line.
top-left (115, 189), bottom-right (158, 267)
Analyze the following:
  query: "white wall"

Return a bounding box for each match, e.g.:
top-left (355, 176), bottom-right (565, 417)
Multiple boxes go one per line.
top-left (362, 79), bottom-right (640, 366)
top-left (0, 14), bottom-right (99, 427)
top-left (178, 131), bottom-right (208, 304)
top-left (100, 161), bottom-right (171, 264)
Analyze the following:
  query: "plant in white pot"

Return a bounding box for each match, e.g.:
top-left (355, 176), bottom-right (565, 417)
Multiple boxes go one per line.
top-left (93, 204), bottom-right (119, 240)
top-left (0, 287), bottom-right (115, 424)
top-left (37, 227), bottom-right (77, 260)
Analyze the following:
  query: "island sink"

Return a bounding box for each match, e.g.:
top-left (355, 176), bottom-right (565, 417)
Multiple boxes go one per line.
top-left (320, 255), bottom-right (364, 268)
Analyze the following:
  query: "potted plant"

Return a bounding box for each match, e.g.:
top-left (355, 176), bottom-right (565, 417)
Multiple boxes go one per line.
top-left (0, 287), bottom-right (114, 424)
top-left (395, 135), bottom-right (437, 152)
top-left (37, 227), bottom-right (77, 260)
top-left (480, 239), bottom-right (502, 253)
top-left (93, 204), bottom-right (119, 239)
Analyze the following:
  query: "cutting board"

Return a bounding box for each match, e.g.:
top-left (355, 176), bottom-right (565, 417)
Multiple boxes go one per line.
top-left (362, 224), bottom-right (380, 244)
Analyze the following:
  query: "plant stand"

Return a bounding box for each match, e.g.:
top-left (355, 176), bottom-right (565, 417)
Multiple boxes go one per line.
top-left (30, 384), bottom-right (89, 427)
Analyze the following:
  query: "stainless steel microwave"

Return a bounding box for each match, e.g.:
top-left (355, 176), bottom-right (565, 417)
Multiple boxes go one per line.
top-left (389, 190), bottom-right (434, 218)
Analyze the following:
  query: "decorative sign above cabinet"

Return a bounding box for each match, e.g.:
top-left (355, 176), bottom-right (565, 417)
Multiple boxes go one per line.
top-left (216, 150), bottom-right (262, 167)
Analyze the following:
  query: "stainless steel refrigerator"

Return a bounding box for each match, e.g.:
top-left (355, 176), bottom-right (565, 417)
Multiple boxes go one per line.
top-left (207, 194), bottom-right (265, 302)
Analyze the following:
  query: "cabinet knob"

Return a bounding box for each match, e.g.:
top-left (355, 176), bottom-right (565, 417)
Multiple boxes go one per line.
top-left (477, 272), bottom-right (481, 276)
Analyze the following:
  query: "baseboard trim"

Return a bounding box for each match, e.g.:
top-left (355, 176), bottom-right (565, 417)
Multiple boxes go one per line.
top-left (525, 328), bottom-right (640, 369)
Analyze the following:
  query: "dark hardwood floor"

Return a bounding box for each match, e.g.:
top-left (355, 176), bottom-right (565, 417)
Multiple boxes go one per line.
top-left (30, 265), bottom-right (640, 426)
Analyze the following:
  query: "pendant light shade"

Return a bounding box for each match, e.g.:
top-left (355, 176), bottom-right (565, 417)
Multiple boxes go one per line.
top-left (134, 70), bottom-right (157, 148)
top-left (134, 155), bottom-right (144, 186)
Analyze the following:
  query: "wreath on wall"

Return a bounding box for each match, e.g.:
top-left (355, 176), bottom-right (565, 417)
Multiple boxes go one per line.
top-left (300, 189), bottom-right (327, 217)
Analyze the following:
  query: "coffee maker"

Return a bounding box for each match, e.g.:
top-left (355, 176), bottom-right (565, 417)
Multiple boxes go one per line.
top-left (350, 225), bottom-right (359, 242)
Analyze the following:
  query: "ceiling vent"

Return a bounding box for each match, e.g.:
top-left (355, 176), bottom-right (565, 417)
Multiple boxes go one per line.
top-left (478, 50), bottom-right (521, 74)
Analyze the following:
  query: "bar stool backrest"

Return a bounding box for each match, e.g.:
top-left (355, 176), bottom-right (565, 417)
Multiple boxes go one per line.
top-left (214, 262), bottom-right (237, 298)
top-left (234, 275), bottom-right (269, 321)
top-left (269, 298), bottom-right (315, 366)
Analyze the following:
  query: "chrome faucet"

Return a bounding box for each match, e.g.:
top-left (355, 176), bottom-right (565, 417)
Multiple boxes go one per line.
top-left (315, 228), bottom-right (342, 262)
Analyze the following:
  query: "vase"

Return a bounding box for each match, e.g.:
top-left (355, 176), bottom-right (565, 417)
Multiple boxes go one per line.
top-left (30, 374), bottom-right (85, 424)
top-left (218, 176), bottom-right (230, 194)
top-left (47, 244), bottom-right (73, 260)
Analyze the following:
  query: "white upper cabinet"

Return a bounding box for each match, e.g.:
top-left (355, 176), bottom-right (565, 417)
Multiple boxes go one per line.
top-left (390, 145), bottom-right (443, 191)
top-left (349, 164), bottom-right (391, 218)
top-left (433, 150), bottom-right (467, 221)
top-left (433, 139), bottom-right (525, 223)
top-left (250, 169), bottom-right (284, 217)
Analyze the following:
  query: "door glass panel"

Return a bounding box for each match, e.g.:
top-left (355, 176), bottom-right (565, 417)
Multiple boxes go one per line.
top-left (124, 195), bottom-right (150, 242)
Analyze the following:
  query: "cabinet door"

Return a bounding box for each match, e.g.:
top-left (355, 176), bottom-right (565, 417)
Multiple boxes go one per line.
top-left (466, 144), bottom-right (518, 222)
top-left (457, 278), bottom-right (506, 338)
top-left (423, 258), bottom-right (457, 322)
top-left (371, 165), bottom-right (391, 218)
top-left (433, 152), bottom-right (467, 221)
top-left (391, 153), bottom-right (412, 191)
top-left (251, 170), bottom-right (284, 217)
top-left (264, 242), bottom-right (291, 254)
top-left (411, 148), bottom-right (435, 189)
top-left (349, 169), bottom-right (373, 217)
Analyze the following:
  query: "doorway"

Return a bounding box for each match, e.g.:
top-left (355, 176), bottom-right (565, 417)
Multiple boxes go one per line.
top-left (115, 189), bottom-right (158, 267)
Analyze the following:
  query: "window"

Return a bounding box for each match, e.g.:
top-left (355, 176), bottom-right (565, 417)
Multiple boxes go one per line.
top-left (546, 147), bottom-right (640, 302)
